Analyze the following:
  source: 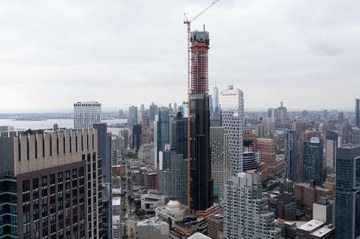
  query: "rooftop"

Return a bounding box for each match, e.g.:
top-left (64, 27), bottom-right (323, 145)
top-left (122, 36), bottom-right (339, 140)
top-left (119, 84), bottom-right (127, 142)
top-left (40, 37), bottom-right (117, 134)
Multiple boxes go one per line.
top-left (188, 232), bottom-right (211, 239)
top-left (137, 218), bottom-right (168, 227)
top-left (311, 224), bottom-right (335, 237)
top-left (298, 219), bottom-right (325, 232)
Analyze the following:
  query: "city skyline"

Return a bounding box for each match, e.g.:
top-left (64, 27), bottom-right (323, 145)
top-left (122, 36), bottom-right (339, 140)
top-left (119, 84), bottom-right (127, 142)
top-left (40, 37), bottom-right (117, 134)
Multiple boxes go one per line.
top-left (1, 0), bottom-right (360, 112)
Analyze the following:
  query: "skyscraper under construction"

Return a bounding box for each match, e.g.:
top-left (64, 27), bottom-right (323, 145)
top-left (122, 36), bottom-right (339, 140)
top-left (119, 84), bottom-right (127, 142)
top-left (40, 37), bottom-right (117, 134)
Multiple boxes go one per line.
top-left (189, 29), bottom-right (213, 211)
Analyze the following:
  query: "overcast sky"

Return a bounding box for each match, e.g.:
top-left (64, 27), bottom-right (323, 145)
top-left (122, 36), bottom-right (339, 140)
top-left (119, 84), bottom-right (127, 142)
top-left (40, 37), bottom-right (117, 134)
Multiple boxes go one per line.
top-left (0, 0), bottom-right (359, 113)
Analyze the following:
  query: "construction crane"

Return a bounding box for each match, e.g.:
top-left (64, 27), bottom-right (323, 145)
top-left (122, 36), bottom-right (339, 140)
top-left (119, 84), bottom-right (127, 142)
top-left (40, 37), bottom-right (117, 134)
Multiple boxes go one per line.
top-left (184, 0), bottom-right (219, 95)
top-left (183, 0), bottom-right (219, 213)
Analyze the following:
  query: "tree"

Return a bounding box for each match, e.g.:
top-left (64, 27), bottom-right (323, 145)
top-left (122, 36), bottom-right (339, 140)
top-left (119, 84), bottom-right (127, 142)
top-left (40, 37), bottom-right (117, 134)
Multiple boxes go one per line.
top-left (135, 209), bottom-right (146, 219)
top-left (123, 225), bottom-right (128, 238)
top-left (130, 227), bottom-right (135, 238)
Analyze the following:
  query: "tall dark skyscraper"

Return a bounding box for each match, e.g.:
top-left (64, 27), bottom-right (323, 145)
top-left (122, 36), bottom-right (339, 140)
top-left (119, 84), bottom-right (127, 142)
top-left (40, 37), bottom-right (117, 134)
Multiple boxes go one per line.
top-left (170, 112), bottom-right (188, 158)
top-left (335, 144), bottom-right (360, 239)
top-left (356, 99), bottom-right (360, 128)
top-left (303, 137), bottom-right (323, 186)
top-left (154, 107), bottom-right (170, 167)
top-left (188, 30), bottom-right (213, 211)
top-left (285, 129), bottom-right (300, 182)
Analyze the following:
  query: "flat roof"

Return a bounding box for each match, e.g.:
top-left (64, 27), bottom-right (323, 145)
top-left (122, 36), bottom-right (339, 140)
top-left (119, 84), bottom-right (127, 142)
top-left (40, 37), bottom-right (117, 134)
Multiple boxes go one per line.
top-left (112, 197), bottom-right (121, 206)
top-left (188, 232), bottom-right (211, 239)
top-left (298, 219), bottom-right (325, 232)
top-left (311, 225), bottom-right (334, 236)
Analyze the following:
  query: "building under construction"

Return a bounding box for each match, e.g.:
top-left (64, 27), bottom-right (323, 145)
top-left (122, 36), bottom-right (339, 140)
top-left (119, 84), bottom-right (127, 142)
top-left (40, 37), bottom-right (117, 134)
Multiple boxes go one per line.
top-left (189, 29), bottom-right (213, 211)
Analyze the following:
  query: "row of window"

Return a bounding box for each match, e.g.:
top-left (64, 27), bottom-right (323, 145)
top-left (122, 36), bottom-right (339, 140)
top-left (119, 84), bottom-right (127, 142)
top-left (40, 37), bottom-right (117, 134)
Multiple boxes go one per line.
top-left (22, 168), bottom-right (85, 193)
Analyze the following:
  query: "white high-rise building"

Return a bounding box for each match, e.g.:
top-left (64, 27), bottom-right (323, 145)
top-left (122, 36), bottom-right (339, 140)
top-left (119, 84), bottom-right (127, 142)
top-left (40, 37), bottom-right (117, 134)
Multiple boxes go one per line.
top-left (74, 101), bottom-right (101, 129)
top-left (220, 85), bottom-right (244, 175)
top-left (224, 171), bottom-right (282, 239)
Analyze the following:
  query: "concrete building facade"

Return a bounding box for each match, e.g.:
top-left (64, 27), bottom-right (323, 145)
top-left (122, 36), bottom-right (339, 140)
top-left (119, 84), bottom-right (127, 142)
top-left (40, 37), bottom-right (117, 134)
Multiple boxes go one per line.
top-left (0, 129), bottom-right (102, 238)
top-left (224, 171), bottom-right (281, 239)
top-left (220, 85), bottom-right (244, 176)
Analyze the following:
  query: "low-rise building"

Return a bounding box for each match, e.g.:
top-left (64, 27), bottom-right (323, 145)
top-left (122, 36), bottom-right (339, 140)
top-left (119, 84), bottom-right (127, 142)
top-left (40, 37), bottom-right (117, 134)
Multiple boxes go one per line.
top-left (173, 216), bottom-right (207, 237)
top-left (141, 192), bottom-right (169, 214)
top-left (136, 218), bottom-right (169, 239)
top-left (188, 232), bottom-right (212, 239)
top-left (295, 181), bottom-right (333, 208)
top-left (268, 193), bottom-right (296, 220)
top-left (313, 197), bottom-right (335, 225)
top-left (296, 219), bottom-right (335, 239)
top-left (207, 214), bottom-right (224, 239)
top-left (155, 200), bottom-right (187, 226)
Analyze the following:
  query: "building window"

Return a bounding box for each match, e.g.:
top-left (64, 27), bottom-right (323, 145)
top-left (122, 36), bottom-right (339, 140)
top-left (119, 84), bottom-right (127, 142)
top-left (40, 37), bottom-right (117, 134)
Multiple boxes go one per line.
top-left (65, 171), bottom-right (70, 181)
top-left (58, 172), bottom-right (63, 183)
top-left (33, 178), bottom-right (39, 189)
top-left (26, 136), bottom-right (30, 160)
top-left (35, 136), bottom-right (38, 159)
top-left (49, 135), bottom-right (52, 156)
top-left (42, 135), bottom-right (45, 157)
top-left (18, 137), bottom-right (22, 161)
top-left (56, 136), bottom-right (59, 155)
top-left (42, 176), bottom-right (47, 187)
top-left (50, 174), bottom-right (55, 185)
top-left (72, 169), bottom-right (77, 179)
top-left (81, 135), bottom-right (84, 151)
top-left (22, 180), bottom-right (30, 192)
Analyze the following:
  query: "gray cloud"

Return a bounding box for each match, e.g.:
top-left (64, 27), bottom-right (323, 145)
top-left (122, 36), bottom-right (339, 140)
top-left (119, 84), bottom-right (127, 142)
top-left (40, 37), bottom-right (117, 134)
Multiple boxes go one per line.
top-left (0, 0), bottom-right (359, 112)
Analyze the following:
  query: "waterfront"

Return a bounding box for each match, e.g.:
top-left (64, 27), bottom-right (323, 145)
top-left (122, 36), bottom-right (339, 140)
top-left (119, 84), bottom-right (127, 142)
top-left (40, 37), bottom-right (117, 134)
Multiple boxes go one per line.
top-left (0, 118), bottom-right (127, 135)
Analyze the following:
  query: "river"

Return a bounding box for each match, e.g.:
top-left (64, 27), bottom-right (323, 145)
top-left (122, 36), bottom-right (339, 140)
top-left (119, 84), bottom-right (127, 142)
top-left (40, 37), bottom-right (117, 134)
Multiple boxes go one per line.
top-left (0, 118), bottom-right (127, 136)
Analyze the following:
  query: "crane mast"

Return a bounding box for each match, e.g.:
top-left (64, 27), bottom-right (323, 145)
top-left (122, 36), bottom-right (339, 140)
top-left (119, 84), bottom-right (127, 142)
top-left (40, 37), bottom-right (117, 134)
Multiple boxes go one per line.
top-left (183, 0), bottom-right (219, 213)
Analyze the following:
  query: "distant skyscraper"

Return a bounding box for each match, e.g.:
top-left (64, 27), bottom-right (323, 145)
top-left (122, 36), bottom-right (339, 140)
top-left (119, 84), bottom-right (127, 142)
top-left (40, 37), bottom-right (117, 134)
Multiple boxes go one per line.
top-left (285, 129), bottom-right (300, 182)
top-left (128, 106), bottom-right (138, 128)
top-left (188, 30), bottom-right (213, 211)
top-left (170, 112), bottom-right (188, 158)
top-left (224, 171), bottom-right (282, 239)
top-left (149, 103), bottom-right (158, 122)
top-left (154, 107), bottom-right (170, 167)
top-left (74, 101), bottom-right (101, 129)
top-left (257, 138), bottom-right (278, 178)
top-left (274, 101), bottom-right (288, 129)
top-left (303, 137), bottom-right (323, 186)
top-left (213, 84), bottom-right (219, 114)
top-left (132, 124), bottom-right (142, 152)
top-left (140, 104), bottom-right (145, 115)
top-left (119, 109), bottom-right (125, 119)
top-left (335, 144), bottom-right (360, 239)
top-left (350, 127), bottom-right (360, 145)
top-left (220, 85), bottom-right (244, 175)
top-left (159, 149), bottom-right (187, 205)
top-left (208, 94), bottom-right (214, 115)
top-left (356, 99), bottom-right (360, 128)
top-left (179, 102), bottom-right (188, 118)
top-left (325, 130), bottom-right (338, 170)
